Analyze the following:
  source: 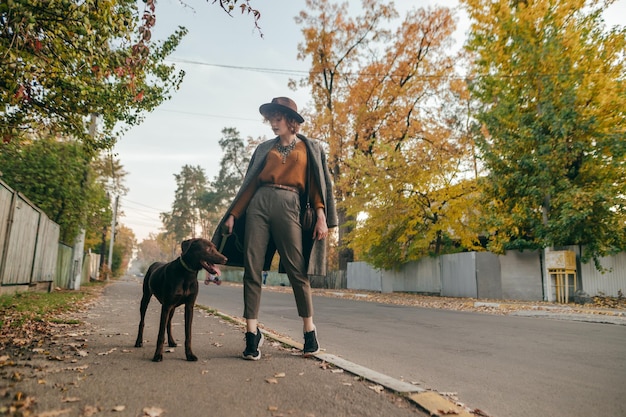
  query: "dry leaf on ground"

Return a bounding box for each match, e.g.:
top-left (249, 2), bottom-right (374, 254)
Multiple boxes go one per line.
top-left (61, 397), bottom-right (80, 403)
top-left (81, 405), bottom-right (100, 416)
top-left (35, 409), bottom-right (72, 417)
top-left (368, 385), bottom-right (384, 394)
top-left (142, 406), bottom-right (164, 417)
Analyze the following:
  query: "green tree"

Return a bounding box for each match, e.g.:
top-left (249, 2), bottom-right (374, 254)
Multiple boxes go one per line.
top-left (0, 135), bottom-right (108, 244)
top-left (463, 0), bottom-right (626, 266)
top-left (135, 232), bottom-right (177, 274)
top-left (1, 0), bottom-right (186, 149)
top-left (161, 165), bottom-right (209, 241)
top-left (200, 127), bottom-right (253, 232)
top-left (84, 152), bottom-right (130, 270)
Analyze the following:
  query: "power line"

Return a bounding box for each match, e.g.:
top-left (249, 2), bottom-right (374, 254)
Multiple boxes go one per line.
top-left (157, 108), bottom-right (261, 122)
top-left (167, 59), bottom-right (308, 76)
top-left (167, 58), bottom-right (622, 81)
top-left (120, 197), bottom-right (168, 213)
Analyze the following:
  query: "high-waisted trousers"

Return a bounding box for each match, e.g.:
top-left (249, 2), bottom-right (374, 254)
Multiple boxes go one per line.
top-left (242, 186), bottom-right (313, 319)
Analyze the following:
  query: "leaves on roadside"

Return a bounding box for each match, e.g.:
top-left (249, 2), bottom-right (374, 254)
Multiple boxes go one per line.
top-left (36, 409), bottom-right (73, 417)
top-left (61, 396), bottom-right (81, 403)
top-left (81, 405), bottom-right (101, 416)
top-left (142, 406), bottom-right (164, 416)
top-left (368, 385), bottom-right (384, 394)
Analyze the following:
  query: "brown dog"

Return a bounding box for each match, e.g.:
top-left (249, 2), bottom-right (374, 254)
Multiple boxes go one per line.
top-left (134, 238), bottom-right (227, 362)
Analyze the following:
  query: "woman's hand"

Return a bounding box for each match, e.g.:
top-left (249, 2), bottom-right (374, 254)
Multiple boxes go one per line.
top-left (313, 209), bottom-right (328, 240)
top-left (224, 214), bottom-right (235, 234)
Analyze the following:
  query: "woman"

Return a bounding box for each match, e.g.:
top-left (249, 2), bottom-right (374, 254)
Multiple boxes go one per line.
top-left (212, 97), bottom-right (338, 360)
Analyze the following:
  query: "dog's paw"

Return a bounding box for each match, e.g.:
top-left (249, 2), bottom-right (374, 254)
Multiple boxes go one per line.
top-left (134, 341), bottom-right (143, 348)
top-left (152, 354), bottom-right (163, 362)
top-left (186, 353), bottom-right (198, 362)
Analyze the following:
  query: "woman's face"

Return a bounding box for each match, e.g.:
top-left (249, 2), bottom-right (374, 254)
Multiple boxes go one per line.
top-left (268, 114), bottom-right (291, 136)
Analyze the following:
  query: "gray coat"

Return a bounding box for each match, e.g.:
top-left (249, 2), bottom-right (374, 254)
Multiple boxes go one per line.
top-left (211, 134), bottom-right (338, 276)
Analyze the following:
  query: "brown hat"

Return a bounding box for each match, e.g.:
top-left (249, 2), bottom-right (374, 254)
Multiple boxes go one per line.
top-left (259, 97), bottom-right (304, 123)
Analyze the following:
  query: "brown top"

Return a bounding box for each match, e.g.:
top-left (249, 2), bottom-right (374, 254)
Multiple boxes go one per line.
top-left (230, 141), bottom-right (324, 219)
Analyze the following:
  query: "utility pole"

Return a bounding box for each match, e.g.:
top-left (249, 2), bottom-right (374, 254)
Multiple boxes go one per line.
top-left (107, 194), bottom-right (119, 280)
top-left (70, 113), bottom-right (98, 289)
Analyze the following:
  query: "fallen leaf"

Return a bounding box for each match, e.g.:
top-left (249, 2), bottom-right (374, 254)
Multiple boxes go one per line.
top-left (112, 405), bottom-right (126, 412)
top-left (98, 348), bottom-right (116, 356)
top-left (265, 378), bottom-right (279, 384)
top-left (212, 342), bottom-right (223, 347)
top-left (61, 397), bottom-right (80, 402)
top-left (331, 369), bottom-right (344, 374)
top-left (0, 355), bottom-right (9, 362)
top-left (143, 406), bottom-right (164, 416)
top-left (274, 372), bottom-right (286, 378)
top-left (268, 406), bottom-right (279, 411)
top-left (368, 385), bottom-right (384, 394)
top-left (36, 409), bottom-right (72, 417)
top-left (82, 405), bottom-right (100, 416)
top-left (342, 382), bottom-right (352, 386)
top-left (77, 350), bottom-right (88, 357)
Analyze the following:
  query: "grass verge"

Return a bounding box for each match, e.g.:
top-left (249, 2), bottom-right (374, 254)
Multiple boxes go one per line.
top-left (0, 281), bottom-right (106, 334)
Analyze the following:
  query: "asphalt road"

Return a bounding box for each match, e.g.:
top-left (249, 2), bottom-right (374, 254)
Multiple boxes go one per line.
top-left (197, 283), bottom-right (626, 417)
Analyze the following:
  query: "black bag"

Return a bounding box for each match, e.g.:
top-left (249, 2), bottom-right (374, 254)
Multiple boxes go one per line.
top-left (300, 201), bottom-right (316, 232)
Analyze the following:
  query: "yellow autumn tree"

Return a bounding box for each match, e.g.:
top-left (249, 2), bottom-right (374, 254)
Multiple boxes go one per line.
top-left (463, 0), bottom-right (626, 267)
top-left (297, 0), bottom-right (483, 269)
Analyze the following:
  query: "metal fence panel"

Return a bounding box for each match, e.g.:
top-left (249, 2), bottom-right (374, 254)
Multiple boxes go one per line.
top-left (388, 257), bottom-right (441, 294)
top-left (499, 250), bottom-right (543, 300)
top-left (475, 252), bottom-right (502, 299)
top-left (441, 252), bottom-right (478, 298)
top-left (347, 261), bottom-right (383, 292)
top-left (579, 252), bottom-right (626, 296)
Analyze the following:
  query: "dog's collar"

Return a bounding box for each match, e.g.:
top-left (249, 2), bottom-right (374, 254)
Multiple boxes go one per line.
top-left (179, 257), bottom-right (197, 272)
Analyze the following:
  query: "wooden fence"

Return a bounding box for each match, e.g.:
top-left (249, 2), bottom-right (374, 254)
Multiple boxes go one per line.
top-left (0, 179), bottom-right (99, 294)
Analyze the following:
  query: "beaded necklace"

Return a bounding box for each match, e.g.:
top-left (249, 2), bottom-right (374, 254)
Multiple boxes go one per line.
top-left (275, 138), bottom-right (297, 163)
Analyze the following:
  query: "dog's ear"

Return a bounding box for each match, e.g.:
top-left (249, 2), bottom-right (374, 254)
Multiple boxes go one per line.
top-left (181, 239), bottom-right (193, 254)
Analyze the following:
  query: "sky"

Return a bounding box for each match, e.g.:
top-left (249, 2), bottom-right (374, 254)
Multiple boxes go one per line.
top-left (113, 0), bottom-right (626, 243)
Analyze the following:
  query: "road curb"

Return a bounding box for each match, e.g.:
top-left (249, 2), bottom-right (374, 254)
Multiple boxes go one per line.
top-left (205, 306), bottom-right (479, 417)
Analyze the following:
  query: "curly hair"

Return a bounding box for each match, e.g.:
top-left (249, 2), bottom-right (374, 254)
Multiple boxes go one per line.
top-left (262, 110), bottom-right (301, 134)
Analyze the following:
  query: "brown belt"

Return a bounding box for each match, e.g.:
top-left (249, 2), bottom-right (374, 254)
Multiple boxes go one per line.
top-left (262, 183), bottom-right (299, 194)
